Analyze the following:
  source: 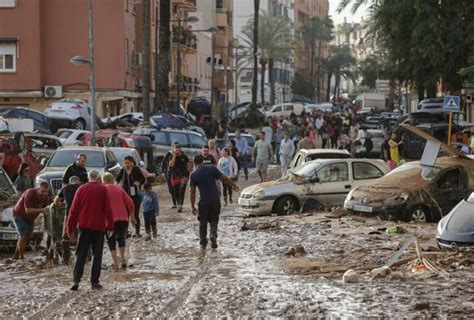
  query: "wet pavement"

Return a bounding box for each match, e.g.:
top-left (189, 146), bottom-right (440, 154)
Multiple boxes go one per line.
top-left (1, 168), bottom-right (474, 318)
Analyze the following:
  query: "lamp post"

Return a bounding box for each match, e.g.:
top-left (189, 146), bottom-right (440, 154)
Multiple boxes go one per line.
top-left (70, 0), bottom-right (96, 145)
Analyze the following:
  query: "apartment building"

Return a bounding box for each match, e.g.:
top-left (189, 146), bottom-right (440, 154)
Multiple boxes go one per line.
top-left (293, 0), bottom-right (330, 101)
top-left (0, 0), bottom-right (157, 117)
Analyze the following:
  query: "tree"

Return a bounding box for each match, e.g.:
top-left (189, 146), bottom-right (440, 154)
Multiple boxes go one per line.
top-left (291, 71), bottom-right (314, 98)
top-left (142, 0), bottom-right (151, 124)
top-left (359, 54), bottom-right (389, 89)
top-left (300, 16), bottom-right (334, 101)
top-left (242, 12), bottom-right (292, 105)
top-left (155, 0), bottom-right (171, 112)
top-left (323, 45), bottom-right (357, 101)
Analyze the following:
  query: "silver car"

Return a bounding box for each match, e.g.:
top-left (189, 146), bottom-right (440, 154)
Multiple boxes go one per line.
top-left (239, 158), bottom-right (389, 216)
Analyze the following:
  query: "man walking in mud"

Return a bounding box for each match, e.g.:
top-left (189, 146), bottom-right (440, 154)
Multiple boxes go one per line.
top-left (67, 170), bottom-right (114, 290)
top-left (189, 155), bottom-right (239, 249)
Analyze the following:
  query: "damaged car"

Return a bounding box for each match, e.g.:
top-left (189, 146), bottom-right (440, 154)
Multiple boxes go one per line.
top-left (436, 192), bottom-right (474, 251)
top-left (344, 157), bottom-right (474, 222)
top-left (239, 158), bottom-right (388, 216)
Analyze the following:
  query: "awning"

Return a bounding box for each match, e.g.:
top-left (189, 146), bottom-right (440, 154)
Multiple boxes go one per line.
top-left (0, 91), bottom-right (42, 98)
top-left (0, 37), bottom-right (18, 44)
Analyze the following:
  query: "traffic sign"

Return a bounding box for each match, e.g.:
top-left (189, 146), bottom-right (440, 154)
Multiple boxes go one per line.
top-left (444, 95), bottom-right (460, 112)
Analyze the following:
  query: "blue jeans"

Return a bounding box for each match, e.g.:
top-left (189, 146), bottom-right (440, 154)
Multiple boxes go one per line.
top-left (239, 155), bottom-right (249, 178)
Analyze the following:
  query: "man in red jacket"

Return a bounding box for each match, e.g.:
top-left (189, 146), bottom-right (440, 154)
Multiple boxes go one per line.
top-left (67, 170), bottom-right (114, 291)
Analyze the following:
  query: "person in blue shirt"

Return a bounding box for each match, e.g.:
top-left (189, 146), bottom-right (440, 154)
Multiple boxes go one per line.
top-left (190, 155), bottom-right (239, 250)
top-left (141, 182), bottom-right (159, 240)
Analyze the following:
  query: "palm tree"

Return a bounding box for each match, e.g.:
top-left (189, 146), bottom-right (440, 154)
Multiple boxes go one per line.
top-left (242, 12), bottom-right (292, 105)
top-left (142, 0), bottom-right (151, 123)
top-left (155, 0), bottom-right (171, 112)
top-left (323, 45), bottom-right (357, 101)
top-left (300, 16), bottom-right (334, 102)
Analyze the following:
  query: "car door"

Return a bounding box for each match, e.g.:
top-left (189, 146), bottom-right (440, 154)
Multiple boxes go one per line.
top-left (151, 131), bottom-right (169, 159)
top-left (431, 168), bottom-right (468, 215)
top-left (271, 105), bottom-right (282, 118)
top-left (307, 162), bottom-right (350, 207)
top-left (351, 161), bottom-right (385, 189)
top-left (189, 134), bottom-right (206, 158)
top-left (284, 104), bottom-right (294, 118)
top-left (27, 110), bottom-right (51, 134)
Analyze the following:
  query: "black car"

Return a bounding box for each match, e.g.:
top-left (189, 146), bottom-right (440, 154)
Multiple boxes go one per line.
top-left (436, 192), bottom-right (474, 251)
top-left (0, 107), bottom-right (59, 134)
top-left (150, 113), bottom-right (186, 130)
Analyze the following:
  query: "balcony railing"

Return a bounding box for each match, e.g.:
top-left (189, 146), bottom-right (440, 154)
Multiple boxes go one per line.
top-left (172, 26), bottom-right (198, 49)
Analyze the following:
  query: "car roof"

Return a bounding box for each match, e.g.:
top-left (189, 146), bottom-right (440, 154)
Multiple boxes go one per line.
top-left (298, 148), bottom-right (350, 155)
top-left (305, 158), bottom-right (385, 166)
top-left (25, 133), bottom-right (61, 140)
top-left (57, 146), bottom-right (107, 152)
top-left (109, 147), bottom-right (137, 152)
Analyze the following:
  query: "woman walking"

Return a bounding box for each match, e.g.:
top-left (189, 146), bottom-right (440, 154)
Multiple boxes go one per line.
top-left (168, 143), bottom-right (190, 213)
top-left (217, 148), bottom-right (238, 205)
top-left (103, 173), bottom-right (136, 270)
top-left (116, 156), bottom-right (145, 237)
top-left (14, 163), bottom-right (32, 194)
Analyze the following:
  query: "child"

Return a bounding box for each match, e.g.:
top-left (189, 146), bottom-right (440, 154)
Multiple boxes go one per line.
top-left (141, 182), bottom-right (159, 240)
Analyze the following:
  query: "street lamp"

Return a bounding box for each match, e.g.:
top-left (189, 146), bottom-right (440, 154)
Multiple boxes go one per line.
top-left (70, 0), bottom-right (96, 145)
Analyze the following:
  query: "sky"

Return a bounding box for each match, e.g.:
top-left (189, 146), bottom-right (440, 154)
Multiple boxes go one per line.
top-left (328, 0), bottom-right (370, 25)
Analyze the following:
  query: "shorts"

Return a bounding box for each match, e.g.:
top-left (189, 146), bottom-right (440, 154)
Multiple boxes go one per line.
top-left (256, 159), bottom-right (269, 171)
top-left (13, 215), bottom-right (34, 237)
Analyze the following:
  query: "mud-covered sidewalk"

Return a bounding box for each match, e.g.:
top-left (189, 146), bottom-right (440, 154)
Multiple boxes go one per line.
top-left (1, 170), bottom-right (474, 318)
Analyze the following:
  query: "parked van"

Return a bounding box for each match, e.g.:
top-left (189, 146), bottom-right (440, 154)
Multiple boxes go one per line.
top-left (265, 103), bottom-right (304, 118)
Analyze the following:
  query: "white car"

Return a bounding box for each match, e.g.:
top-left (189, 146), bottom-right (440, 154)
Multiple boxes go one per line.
top-left (239, 158), bottom-right (389, 216)
top-left (289, 149), bottom-right (351, 172)
top-left (45, 99), bottom-right (95, 130)
top-left (55, 129), bottom-right (90, 146)
top-left (103, 112), bottom-right (144, 125)
top-left (266, 103), bottom-right (304, 119)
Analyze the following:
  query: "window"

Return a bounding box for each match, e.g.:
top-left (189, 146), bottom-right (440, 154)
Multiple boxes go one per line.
top-left (352, 162), bottom-right (384, 180)
top-left (0, 0), bottom-right (15, 8)
top-left (152, 131), bottom-right (167, 145)
top-left (438, 169), bottom-right (461, 190)
top-left (0, 43), bottom-right (16, 72)
top-left (317, 163), bottom-right (349, 182)
top-left (27, 110), bottom-right (46, 125)
top-left (272, 106), bottom-right (282, 112)
top-left (169, 132), bottom-right (189, 148)
top-left (190, 134), bottom-right (206, 148)
top-left (284, 105), bottom-right (294, 112)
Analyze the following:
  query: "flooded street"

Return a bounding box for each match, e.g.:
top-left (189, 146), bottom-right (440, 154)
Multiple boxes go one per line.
top-left (1, 168), bottom-right (474, 319)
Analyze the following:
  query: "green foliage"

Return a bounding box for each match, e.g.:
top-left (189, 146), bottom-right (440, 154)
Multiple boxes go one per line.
top-left (291, 71), bottom-right (314, 99)
top-left (359, 54), bottom-right (390, 89)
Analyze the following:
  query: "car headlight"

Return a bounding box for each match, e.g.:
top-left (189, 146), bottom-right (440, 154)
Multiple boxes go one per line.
top-left (437, 217), bottom-right (447, 236)
top-left (253, 190), bottom-right (265, 199)
top-left (390, 192), bottom-right (409, 202)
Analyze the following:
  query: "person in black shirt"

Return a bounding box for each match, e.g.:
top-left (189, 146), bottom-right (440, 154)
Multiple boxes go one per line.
top-left (62, 154), bottom-right (88, 185)
top-left (168, 144), bottom-right (190, 213)
top-left (381, 133), bottom-right (392, 162)
top-left (116, 156), bottom-right (146, 237)
top-left (161, 143), bottom-right (178, 208)
top-left (228, 139), bottom-right (241, 173)
top-left (201, 145), bottom-right (217, 165)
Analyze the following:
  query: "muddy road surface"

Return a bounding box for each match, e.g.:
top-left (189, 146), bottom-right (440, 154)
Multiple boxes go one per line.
top-left (1, 168), bottom-right (474, 318)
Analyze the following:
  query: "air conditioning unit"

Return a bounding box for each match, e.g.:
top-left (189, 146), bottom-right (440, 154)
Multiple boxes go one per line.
top-left (132, 52), bottom-right (143, 66)
top-left (44, 86), bottom-right (63, 98)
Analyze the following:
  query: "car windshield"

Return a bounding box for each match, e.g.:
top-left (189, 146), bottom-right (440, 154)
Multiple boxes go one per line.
top-left (56, 131), bottom-right (72, 139)
top-left (48, 150), bottom-right (105, 168)
top-left (111, 149), bottom-right (137, 165)
top-left (0, 170), bottom-right (15, 200)
top-left (307, 153), bottom-right (349, 160)
top-left (385, 162), bottom-right (440, 180)
top-left (291, 161), bottom-right (321, 177)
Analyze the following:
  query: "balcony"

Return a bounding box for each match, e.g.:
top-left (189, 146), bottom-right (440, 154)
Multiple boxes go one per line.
top-left (172, 0), bottom-right (197, 12)
top-left (171, 26), bottom-right (198, 52)
top-left (170, 77), bottom-right (200, 95)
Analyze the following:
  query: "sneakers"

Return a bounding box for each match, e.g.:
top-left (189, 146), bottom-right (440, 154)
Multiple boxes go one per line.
top-left (177, 206), bottom-right (183, 213)
top-left (144, 234), bottom-right (151, 241)
top-left (210, 235), bottom-right (218, 249)
top-left (91, 283), bottom-right (103, 290)
top-left (70, 283), bottom-right (79, 291)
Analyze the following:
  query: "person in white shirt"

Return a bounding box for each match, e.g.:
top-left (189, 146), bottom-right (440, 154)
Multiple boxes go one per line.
top-left (315, 115), bottom-right (324, 135)
top-left (279, 131), bottom-right (295, 176)
top-left (217, 148), bottom-right (239, 206)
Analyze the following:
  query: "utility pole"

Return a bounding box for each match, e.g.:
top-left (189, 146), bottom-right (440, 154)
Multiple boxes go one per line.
top-left (211, 34), bottom-right (216, 117)
top-left (251, 0), bottom-right (260, 109)
top-left (142, 0), bottom-right (151, 124)
top-left (88, 0), bottom-right (96, 145)
top-left (176, 18), bottom-right (182, 111)
top-left (156, 0), bottom-right (171, 112)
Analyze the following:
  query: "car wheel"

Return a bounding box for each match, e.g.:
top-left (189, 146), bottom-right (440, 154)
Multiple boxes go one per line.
top-left (408, 206), bottom-right (429, 223)
top-left (301, 198), bottom-right (323, 213)
top-left (72, 118), bottom-right (86, 130)
top-left (274, 196), bottom-right (298, 216)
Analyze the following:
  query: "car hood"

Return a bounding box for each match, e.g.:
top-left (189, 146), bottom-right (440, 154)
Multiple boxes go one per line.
top-left (0, 207), bottom-right (14, 223)
top-left (437, 199), bottom-right (474, 243)
top-left (38, 166), bottom-right (105, 177)
top-left (241, 177), bottom-right (291, 195)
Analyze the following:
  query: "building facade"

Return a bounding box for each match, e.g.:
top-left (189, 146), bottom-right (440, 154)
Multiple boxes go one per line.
top-left (293, 0), bottom-right (330, 102)
top-left (0, 0), bottom-right (156, 117)
top-left (233, 0), bottom-right (294, 106)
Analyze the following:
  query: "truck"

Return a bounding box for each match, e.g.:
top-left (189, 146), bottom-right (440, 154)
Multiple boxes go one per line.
top-left (354, 93), bottom-right (386, 111)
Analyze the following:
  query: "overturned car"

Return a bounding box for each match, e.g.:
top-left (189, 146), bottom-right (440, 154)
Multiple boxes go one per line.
top-left (344, 157), bottom-right (474, 222)
top-left (436, 192), bottom-right (474, 251)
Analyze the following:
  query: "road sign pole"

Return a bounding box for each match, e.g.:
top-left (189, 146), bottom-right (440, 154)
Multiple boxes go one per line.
top-left (448, 111), bottom-right (453, 145)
